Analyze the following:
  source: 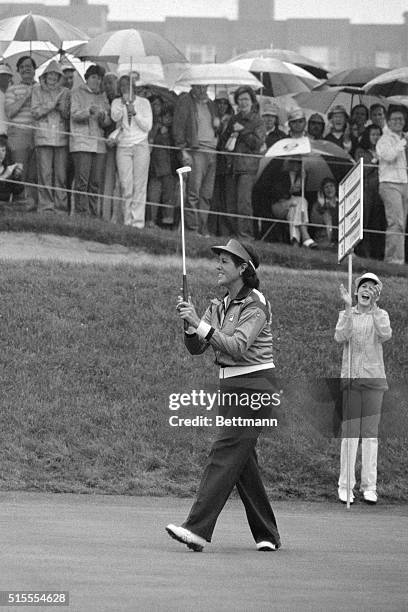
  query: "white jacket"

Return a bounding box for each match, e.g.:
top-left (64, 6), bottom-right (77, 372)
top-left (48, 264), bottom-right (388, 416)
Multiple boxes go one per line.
top-left (376, 127), bottom-right (408, 184)
top-left (110, 96), bottom-right (152, 147)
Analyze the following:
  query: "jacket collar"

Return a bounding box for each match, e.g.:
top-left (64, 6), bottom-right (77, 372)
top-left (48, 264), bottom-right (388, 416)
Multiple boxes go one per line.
top-left (224, 285), bottom-right (252, 304)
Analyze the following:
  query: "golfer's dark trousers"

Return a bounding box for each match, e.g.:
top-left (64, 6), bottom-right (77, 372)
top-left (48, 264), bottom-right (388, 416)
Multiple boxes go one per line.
top-left (183, 370), bottom-right (281, 546)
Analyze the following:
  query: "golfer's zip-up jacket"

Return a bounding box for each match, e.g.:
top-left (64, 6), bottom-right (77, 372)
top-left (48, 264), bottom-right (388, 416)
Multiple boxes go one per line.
top-left (184, 286), bottom-right (275, 368)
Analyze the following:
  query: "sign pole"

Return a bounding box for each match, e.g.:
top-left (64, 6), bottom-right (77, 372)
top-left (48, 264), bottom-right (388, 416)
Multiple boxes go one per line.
top-left (338, 157), bottom-right (364, 511)
top-left (346, 251), bottom-right (353, 510)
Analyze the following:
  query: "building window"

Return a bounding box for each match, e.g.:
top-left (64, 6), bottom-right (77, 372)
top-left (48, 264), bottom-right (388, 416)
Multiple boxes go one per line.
top-left (375, 51), bottom-right (402, 68)
top-left (184, 44), bottom-right (216, 64)
top-left (298, 45), bottom-right (342, 72)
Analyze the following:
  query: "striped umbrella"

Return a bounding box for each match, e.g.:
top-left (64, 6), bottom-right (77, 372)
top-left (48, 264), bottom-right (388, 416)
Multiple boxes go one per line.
top-left (72, 29), bottom-right (187, 65)
top-left (71, 29), bottom-right (188, 88)
top-left (229, 48), bottom-right (328, 79)
top-left (174, 63), bottom-right (263, 89)
top-left (0, 14), bottom-right (88, 49)
top-left (228, 58), bottom-right (315, 96)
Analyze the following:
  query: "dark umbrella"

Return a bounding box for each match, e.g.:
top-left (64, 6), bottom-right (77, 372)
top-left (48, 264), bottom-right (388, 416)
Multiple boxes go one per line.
top-left (364, 67), bottom-right (408, 96)
top-left (324, 67), bottom-right (391, 88)
top-left (253, 137), bottom-right (353, 238)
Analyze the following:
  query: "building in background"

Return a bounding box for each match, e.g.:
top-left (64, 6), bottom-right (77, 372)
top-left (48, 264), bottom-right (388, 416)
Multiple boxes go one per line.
top-left (1, 0), bottom-right (407, 72)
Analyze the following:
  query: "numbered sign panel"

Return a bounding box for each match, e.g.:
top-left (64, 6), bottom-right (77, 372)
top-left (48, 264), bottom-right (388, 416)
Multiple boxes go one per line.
top-left (338, 158), bottom-right (364, 263)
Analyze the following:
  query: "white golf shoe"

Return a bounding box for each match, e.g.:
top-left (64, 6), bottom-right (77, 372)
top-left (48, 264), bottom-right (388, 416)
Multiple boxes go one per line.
top-left (338, 488), bottom-right (354, 504)
top-left (165, 524), bottom-right (206, 552)
top-left (362, 490), bottom-right (378, 504)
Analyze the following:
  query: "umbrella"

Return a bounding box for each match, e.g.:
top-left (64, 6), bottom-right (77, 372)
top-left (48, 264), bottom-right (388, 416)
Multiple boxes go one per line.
top-left (292, 88), bottom-right (387, 115)
top-left (228, 58), bottom-right (312, 96)
top-left (0, 40), bottom-right (61, 71)
top-left (253, 137), bottom-right (353, 240)
top-left (324, 67), bottom-right (391, 88)
top-left (257, 137), bottom-right (354, 191)
top-left (229, 48), bottom-right (328, 79)
top-left (71, 29), bottom-right (188, 87)
top-left (174, 63), bottom-right (263, 89)
top-left (364, 67), bottom-right (408, 96)
top-left (0, 14), bottom-right (87, 49)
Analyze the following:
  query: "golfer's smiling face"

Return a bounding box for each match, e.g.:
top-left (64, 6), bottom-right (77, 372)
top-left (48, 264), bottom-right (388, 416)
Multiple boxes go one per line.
top-left (216, 254), bottom-right (242, 288)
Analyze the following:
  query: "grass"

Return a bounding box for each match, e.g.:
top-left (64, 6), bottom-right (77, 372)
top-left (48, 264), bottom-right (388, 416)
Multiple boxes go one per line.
top-left (0, 259), bottom-right (407, 501)
top-left (1, 205), bottom-right (408, 279)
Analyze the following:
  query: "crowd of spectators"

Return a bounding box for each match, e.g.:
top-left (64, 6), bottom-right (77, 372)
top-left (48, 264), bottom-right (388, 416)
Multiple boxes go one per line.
top-left (0, 55), bottom-right (407, 263)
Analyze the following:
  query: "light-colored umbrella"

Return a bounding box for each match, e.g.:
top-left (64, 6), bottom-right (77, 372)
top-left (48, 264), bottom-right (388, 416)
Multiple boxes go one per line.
top-left (364, 67), bottom-right (408, 96)
top-left (228, 57), bottom-right (312, 96)
top-left (229, 48), bottom-right (328, 79)
top-left (70, 29), bottom-right (188, 88)
top-left (0, 13), bottom-right (87, 49)
top-left (174, 63), bottom-right (262, 89)
top-left (324, 67), bottom-right (391, 88)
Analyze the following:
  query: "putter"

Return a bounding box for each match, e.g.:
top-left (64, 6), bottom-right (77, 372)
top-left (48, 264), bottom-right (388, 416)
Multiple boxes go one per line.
top-left (176, 166), bottom-right (192, 329)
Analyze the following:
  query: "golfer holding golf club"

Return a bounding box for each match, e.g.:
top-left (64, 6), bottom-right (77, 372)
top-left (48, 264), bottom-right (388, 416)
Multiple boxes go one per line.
top-left (166, 239), bottom-right (281, 552)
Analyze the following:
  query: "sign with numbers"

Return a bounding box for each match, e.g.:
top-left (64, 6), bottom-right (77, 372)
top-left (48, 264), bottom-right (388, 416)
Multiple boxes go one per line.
top-left (338, 158), bottom-right (364, 263)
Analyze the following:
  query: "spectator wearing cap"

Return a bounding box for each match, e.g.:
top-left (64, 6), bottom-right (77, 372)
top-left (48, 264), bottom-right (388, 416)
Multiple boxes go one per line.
top-left (31, 61), bottom-right (70, 213)
top-left (111, 72), bottom-right (152, 228)
top-left (69, 64), bottom-right (110, 216)
top-left (173, 83), bottom-right (219, 236)
top-left (335, 272), bottom-right (392, 506)
top-left (376, 106), bottom-right (408, 264)
top-left (369, 103), bottom-right (386, 130)
top-left (325, 105), bottom-right (352, 153)
top-left (59, 60), bottom-right (77, 213)
top-left (60, 61), bottom-right (76, 91)
top-left (260, 100), bottom-right (286, 150)
top-left (5, 56), bottom-right (38, 209)
top-left (0, 64), bottom-right (13, 135)
top-left (287, 108), bottom-right (307, 139)
top-left (307, 113), bottom-right (325, 140)
top-left (210, 90), bottom-right (234, 236)
top-left (220, 86), bottom-right (266, 239)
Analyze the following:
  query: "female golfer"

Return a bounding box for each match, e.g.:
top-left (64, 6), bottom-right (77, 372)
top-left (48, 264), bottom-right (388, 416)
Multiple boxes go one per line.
top-left (335, 272), bottom-right (392, 505)
top-left (166, 239), bottom-right (281, 552)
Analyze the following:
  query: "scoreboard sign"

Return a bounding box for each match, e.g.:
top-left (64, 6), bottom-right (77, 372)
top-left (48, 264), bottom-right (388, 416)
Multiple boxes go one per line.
top-left (338, 159), bottom-right (364, 263)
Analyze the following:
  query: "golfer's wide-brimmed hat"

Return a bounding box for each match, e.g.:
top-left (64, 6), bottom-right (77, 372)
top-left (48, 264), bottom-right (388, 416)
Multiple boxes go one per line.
top-left (355, 272), bottom-right (383, 292)
top-left (211, 239), bottom-right (256, 266)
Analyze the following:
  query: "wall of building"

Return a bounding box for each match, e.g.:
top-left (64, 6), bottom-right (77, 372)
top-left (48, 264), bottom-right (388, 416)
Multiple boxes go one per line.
top-left (1, 0), bottom-right (407, 72)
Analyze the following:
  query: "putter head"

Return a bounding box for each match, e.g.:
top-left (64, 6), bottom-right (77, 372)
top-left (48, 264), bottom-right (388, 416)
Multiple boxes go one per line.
top-left (176, 166), bottom-right (192, 175)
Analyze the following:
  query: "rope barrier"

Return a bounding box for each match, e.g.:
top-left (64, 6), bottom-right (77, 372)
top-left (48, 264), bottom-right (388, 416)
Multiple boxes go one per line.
top-left (2, 120), bottom-right (408, 241)
top-left (3, 176), bottom-right (407, 239)
top-left (3, 118), bottom-right (406, 170)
